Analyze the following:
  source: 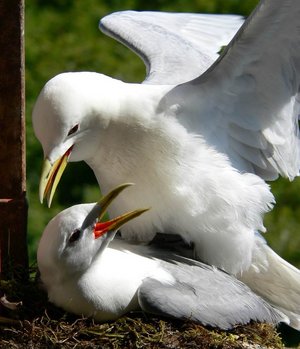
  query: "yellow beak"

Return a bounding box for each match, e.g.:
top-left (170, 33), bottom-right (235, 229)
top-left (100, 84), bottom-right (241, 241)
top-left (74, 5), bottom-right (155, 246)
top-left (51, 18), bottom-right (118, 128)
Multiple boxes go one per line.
top-left (94, 208), bottom-right (149, 238)
top-left (39, 146), bottom-right (72, 207)
top-left (93, 183), bottom-right (150, 238)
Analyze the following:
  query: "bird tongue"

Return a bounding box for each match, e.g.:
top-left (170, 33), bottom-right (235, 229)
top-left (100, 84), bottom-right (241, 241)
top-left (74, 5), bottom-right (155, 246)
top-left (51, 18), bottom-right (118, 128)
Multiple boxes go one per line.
top-left (89, 183), bottom-right (149, 239)
top-left (93, 209), bottom-right (149, 239)
top-left (93, 218), bottom-right (121, 239)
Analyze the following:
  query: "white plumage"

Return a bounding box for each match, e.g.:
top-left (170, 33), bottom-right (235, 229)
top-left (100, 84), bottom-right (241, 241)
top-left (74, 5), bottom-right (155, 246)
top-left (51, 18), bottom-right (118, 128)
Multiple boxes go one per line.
top-left (33, 0), bottom-right (300, 329)
top-left (37, 185), bottom-right (285, 329)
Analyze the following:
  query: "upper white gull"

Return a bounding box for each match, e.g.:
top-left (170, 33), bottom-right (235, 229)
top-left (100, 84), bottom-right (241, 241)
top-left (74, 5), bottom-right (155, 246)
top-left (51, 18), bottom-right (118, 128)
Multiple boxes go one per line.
top-left (37, 183), bottom-right (285, 329)
top-left (32, 0), bottom-right (300, 328)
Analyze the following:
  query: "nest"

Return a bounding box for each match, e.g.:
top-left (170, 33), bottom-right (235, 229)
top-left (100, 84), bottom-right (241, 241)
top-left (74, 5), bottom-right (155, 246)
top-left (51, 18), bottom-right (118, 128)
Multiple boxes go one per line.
top-left (0, 268), bottom-right (283, 349)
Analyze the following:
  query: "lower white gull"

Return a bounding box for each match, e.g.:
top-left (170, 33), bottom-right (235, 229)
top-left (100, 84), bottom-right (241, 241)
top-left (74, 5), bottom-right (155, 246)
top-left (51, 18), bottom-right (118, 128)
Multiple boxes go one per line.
top-left (37, 184), bottom-right (285, 329)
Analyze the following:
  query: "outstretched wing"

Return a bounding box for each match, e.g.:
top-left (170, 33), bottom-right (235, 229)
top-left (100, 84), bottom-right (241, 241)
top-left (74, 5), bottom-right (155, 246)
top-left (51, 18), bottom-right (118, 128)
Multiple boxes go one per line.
top-left (138, 261), bottom-right (284, 329)
top-left (164, 0), bottom-right (300, 180)
top-left (99, 11), bottom-right (243, 85)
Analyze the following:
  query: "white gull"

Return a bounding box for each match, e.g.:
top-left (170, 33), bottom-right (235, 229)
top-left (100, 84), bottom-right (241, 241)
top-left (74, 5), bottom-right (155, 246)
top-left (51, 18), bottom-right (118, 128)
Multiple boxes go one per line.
top-left (37, 184), bottom-right (285, 328)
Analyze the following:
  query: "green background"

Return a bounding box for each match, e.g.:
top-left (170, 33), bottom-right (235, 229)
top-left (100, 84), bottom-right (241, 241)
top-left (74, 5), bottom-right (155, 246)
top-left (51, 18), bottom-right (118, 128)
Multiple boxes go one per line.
top-left (26, 0), bottom-right (300, 271)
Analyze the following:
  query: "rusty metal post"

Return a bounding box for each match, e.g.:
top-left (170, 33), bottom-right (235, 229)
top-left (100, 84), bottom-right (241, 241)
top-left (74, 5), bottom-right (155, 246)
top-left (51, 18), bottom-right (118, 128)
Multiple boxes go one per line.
top-left (0, 0), bottom-right (28, 279)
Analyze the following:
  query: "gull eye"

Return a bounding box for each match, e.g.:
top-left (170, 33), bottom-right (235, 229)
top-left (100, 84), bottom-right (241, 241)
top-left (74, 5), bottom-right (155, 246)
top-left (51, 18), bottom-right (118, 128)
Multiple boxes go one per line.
top-left (67, 124), bottom-right (79, 136)
top-left (68, 229), bottom-right (81, 244)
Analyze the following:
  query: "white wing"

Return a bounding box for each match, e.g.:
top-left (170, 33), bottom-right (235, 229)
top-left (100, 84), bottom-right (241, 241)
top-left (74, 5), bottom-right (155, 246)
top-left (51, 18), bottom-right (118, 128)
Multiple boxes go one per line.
top-left (163, 0), bottom-right (300, 180)
top-left (99, 11), bottom-right (243, 85)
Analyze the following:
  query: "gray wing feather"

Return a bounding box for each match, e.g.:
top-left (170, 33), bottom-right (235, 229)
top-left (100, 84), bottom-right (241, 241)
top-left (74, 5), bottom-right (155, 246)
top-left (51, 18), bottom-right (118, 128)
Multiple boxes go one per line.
top-left (138, 261), bottom-right (285, 329)
top-left (99, 11), bottom-right (243, 85)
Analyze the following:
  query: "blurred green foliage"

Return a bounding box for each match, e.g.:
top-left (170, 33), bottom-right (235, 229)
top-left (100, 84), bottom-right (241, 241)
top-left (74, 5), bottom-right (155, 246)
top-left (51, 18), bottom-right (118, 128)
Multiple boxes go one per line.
top-left (25, 0), bottom-right (300, 269)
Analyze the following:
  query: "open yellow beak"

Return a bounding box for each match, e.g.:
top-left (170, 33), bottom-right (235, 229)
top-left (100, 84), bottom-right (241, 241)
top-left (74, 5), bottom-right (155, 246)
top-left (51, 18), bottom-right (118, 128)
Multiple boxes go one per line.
top-left (39, 146), bottom-right (73, 207)
top-left (92, 183), bottom-right (150, 238)
top-left (94, 208), bottom-right (149, 239)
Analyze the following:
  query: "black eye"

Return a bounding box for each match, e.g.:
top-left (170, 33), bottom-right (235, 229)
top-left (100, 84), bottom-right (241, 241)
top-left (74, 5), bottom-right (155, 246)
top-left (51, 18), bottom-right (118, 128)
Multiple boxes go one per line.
top-left (67, 124), bottom-right (79, 136)
top-left (68, 229), bottom-right (81, 244)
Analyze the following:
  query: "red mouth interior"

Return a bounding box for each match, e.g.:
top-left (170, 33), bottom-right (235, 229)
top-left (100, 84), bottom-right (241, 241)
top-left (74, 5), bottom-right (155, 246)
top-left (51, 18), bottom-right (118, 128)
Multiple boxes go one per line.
top-left (93, 216), bottom-right (122, 239)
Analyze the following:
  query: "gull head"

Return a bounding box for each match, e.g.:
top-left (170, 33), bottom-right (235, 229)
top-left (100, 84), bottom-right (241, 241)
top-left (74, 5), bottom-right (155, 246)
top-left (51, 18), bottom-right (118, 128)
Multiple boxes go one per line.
top-left (37, 183), bottom-right (149, 280)
top-left (32, 72), bottom-right (123, 207)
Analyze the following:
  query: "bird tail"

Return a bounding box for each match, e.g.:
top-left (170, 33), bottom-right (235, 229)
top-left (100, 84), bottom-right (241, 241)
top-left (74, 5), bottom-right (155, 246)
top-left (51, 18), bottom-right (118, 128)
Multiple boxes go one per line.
top-left (239, 234), bottom-right (300, 330)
